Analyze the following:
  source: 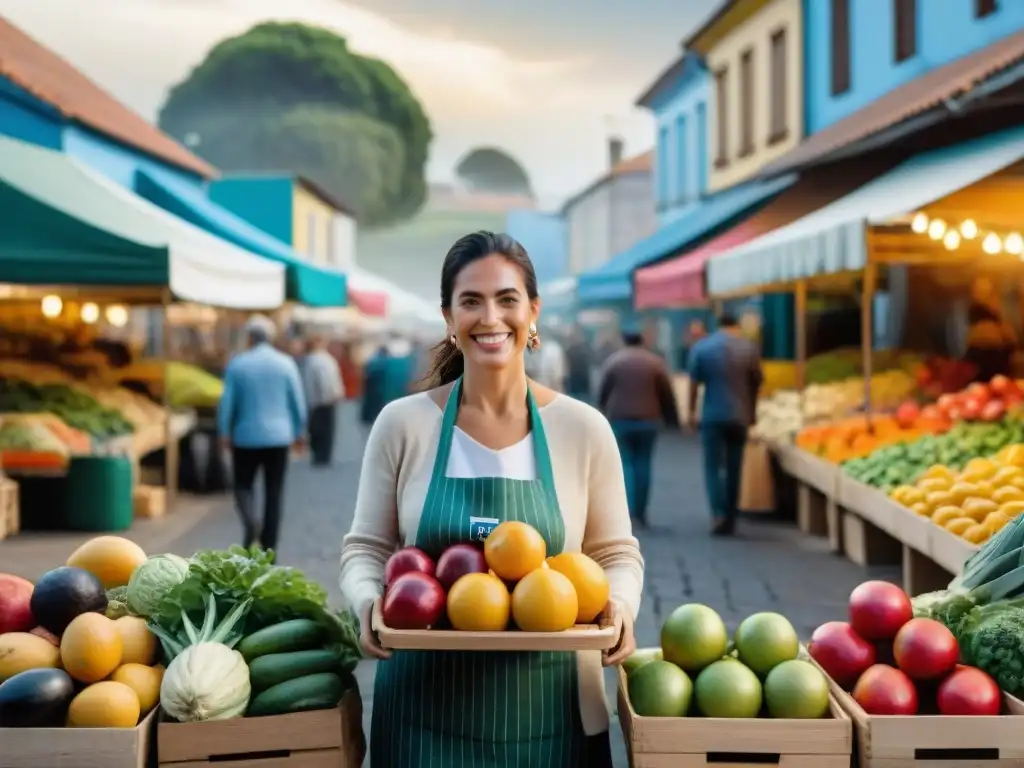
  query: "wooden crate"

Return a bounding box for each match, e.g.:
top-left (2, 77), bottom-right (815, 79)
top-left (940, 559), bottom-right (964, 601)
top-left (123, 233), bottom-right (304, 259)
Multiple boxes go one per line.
top-left (823, 665), bottom-right (1024, 767)
top-left (0, 475), bottom-right (19, 540)
top-left (134, 485), bottom-right (166, 519)
top-left (617, 668), bottom-right (852, 768)
top-left (0, 707), bottom-right (157, 768)
top-left (158, 689), bottom-right (365, 768)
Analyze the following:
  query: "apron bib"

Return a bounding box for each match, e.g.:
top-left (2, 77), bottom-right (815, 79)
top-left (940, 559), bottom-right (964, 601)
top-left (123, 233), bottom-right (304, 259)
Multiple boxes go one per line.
top-left (370, 379), bottom-right (588, 767)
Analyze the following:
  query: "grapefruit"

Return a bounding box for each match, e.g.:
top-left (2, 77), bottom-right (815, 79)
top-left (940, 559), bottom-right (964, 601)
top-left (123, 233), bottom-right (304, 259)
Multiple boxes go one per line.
top-left (695, 659), bottom-right (763, 718)
top-left (622, 647), bottom-right (663, 678)
top-left (511, 565), bottom-right (578, 632)
top-left (545, 552), bottom-right (609, 623)
top-left (66, 536), bottom-right (147, 589)
top-left (446, 573), bottom-right (511, 631)
top-left (628, 661), bottom-right (692, 717)
top-left (484, 522), bottom-right (546, 581)
top-left (734, 612), bottom-right (799, 676)
top-left (661, 604), bottom-right (728, 673)
top-left (763, 660), bottom-right (830, 719)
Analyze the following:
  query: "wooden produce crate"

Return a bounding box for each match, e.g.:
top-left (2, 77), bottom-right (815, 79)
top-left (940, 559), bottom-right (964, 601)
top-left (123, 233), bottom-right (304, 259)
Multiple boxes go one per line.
top-left (158, 689), bottom-right (365, 768)
top-left (824, 668), bottom-right (1024, 767)
top-left (134, 485), bottom-right (166, 519)
top-left (0, 708), bottom-right (157, 768)
top-left (0, 475), bottom-right (19, 540)
top-left (617, 668), bottom-right (852, 768)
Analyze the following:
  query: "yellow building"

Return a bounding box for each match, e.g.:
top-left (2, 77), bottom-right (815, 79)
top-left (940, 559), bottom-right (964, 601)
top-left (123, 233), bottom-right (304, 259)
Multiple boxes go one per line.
top-left (291, 177), bottom-right (357, 271)
top-left (686, 0), bottom-right (804, 193)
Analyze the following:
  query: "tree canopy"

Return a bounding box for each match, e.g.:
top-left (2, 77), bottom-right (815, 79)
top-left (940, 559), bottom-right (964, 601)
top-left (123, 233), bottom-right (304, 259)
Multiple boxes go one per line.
top-left (455, 147), bottom-right (532, 196)
top-left (158, 22), bottom-right (432, 225)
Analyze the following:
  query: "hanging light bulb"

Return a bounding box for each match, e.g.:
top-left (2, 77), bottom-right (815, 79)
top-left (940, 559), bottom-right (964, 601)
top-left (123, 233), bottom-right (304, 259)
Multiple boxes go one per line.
top-left (1006, 233), bottom-right (1024, 256)
top-left (911, 212), bottom-right (929, 234)
top-left (959, 219), bottom-right (979, 239)
top-left (943, 230), bottom-right (961, 251)
top-left (105, 304), bottom-right (129, 327)
top-left (983, 232), bottom-right (1003, 255)
top-left (927, 219), bottom-right (947, 240)
top-left (80, 302), bottom-right (99, 324)
top-left (40, 295), bottom-right (62, 318)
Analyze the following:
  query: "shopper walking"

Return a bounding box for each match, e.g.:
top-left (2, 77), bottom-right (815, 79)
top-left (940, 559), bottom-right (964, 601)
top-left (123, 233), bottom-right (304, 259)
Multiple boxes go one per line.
top-left (597, 328), bottom-right (679, 527)
top-left (341, 231), bottom-right (642, 767)
top-left (218, 315), bottom-right (306, 552)
top-left (303, 333), bottom-right (345, 467)
top-left (687, 311), bottom-right (763, 537)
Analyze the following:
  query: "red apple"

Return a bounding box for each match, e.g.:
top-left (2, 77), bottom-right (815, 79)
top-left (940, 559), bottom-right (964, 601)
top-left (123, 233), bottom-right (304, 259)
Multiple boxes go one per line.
top-left (853, 664), bottom-right (919, 715)
top-left (0, 573), bottom-right (35, 634)
top-left (966, 382), bottom-right (991, 404)
top-left (849, 581), bottom-right (913, 641)
top-left (946, 406), bottom-right (963, 422)
top-left (382, 572), bottom-right (446, 630)
top-left (29, 626), bottom-right (60, 647)
top-left (808, 621), bottom-right (877, 688)
top-left (961, 396), bottom-right (983, 421)
top-left (435, 544), bottom-right (488, 591)
top-left (895, 401), bottom-right (920, 429)
top-left (990, 375), bottom-right (1015, 396)
top-left (919, 405), bottom-right (943, 421)
top-left (980, 399), bottom-right (1006, 422)
top-left (936, 394), bottom-right (957, 415)
top-left (937, 666), bottom-right (1002, 716)
top-left (384, 547), bottom-right (436, 587)
top-left (893, 618), bottom-right (959, 680)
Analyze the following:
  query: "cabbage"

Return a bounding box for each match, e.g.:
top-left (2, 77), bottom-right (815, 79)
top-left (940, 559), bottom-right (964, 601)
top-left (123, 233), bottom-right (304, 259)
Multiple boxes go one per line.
top-left (127, 553), bottom-right (190, 617)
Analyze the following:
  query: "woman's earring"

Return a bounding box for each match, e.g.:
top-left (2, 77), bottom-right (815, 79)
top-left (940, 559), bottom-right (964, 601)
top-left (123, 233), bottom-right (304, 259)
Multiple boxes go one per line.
top-left (449, 334), bottom-right (459, 350)
top-left (528, 323), bottom-right (540, 351)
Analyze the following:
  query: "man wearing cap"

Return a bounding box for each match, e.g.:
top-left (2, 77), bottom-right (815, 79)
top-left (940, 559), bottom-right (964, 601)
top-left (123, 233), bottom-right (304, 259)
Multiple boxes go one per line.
top-left (218, 315), bottom-right (307, 552)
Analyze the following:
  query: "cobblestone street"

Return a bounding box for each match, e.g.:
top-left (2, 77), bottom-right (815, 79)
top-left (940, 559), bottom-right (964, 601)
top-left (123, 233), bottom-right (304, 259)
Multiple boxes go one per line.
top-left (168, 402), bottom-right (899, 766)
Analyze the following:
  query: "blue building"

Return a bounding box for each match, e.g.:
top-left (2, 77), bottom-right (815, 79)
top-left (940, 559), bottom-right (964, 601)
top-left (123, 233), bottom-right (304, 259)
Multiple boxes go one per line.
top-left (505, 209), bottom-right (568, 285)
top-left (804, 0), bottom-right (1024, 133)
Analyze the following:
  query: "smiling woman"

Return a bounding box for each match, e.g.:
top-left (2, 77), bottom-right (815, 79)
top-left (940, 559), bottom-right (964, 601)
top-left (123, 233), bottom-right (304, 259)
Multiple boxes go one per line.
top-left (340, 230), bottom-right (645, 767)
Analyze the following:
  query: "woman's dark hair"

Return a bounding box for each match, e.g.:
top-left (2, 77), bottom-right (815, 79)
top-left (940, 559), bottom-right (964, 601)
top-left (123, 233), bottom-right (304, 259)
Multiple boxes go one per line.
top-left (420, 231), bottom-right (538, 389)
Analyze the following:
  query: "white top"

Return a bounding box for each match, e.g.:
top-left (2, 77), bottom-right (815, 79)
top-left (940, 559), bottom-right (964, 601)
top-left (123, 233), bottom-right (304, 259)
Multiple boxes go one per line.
top-left (339, 391), bottom-right (644, 735)
top-left (447, 428), bottom-right (536, 480)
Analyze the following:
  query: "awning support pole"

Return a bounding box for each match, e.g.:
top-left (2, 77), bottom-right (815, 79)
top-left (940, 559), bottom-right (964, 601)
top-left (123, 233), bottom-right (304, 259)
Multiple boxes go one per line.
top-left (862, 260), bottom-right (877, 431)
top-left (794, 280), bottom-right (807, 415)
top-left (161, 289), bottom-right (180, 512)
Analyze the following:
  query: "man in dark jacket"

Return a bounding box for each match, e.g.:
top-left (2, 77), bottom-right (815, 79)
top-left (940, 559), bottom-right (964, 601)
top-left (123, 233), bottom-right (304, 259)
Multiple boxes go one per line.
top-left (598, 329), bottom-right (680, 527)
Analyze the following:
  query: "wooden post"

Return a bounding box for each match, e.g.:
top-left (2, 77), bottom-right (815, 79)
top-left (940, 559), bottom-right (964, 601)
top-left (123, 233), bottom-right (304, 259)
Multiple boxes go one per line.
top-left (794, 280), bottom-right (807, 391)
top-left (161, 289), bottom-right (180, 512)
top-left (861, 261), bottom-right (877, 427)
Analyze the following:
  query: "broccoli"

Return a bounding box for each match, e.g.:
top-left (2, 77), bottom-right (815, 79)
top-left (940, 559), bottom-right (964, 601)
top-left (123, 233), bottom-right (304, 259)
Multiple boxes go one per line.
top-left (959, 602), bottom-right (1024, 696)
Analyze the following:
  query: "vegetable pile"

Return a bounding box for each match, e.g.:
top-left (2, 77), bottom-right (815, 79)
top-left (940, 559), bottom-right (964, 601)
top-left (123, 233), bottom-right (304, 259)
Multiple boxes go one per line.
top-left (0, 538), bottom-right (361, 729)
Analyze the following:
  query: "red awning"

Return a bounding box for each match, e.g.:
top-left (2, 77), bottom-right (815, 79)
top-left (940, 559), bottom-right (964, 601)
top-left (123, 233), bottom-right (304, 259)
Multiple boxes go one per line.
top-left (634, 162), bottom-right (894, 309)
top-left (348, 287), bottom-right (388, 317)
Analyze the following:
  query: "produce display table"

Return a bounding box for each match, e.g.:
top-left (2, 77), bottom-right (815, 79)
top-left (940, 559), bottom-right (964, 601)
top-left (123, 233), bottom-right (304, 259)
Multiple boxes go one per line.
top-left (0, 474), bottom-right (18, 540)
top-left (771, 443), bottom-right (840, 546)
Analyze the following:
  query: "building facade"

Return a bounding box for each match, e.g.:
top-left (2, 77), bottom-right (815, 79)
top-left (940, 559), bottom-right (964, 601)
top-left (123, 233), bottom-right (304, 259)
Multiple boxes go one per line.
top-left (687, 0), bottom-right (804, 192)
top-left (805, 0), bottom-right (1024, 133)
top-left (505, 209), bottom-right (567, 285)
top-left (638, 53), bottom-right (711, 228)
top-left (562, 141), bottom-right (655, 275)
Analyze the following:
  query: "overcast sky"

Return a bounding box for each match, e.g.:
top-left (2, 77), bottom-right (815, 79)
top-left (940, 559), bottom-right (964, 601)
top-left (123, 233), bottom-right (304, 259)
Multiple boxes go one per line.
top-left (0, 0), bottom-right (718, 206)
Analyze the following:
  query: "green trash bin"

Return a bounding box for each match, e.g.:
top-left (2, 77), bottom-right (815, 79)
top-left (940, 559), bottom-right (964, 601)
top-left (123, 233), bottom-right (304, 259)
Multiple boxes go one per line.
top-left (63, 455), bottom-right (135, 532)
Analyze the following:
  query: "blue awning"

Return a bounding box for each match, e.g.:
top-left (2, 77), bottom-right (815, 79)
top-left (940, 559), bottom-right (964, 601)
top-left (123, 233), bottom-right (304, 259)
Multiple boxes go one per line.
top-left (708, 124), bottom-right (1024, 295)
top-left (135, 170), bottom-right (347, 307)
top-left (576, 175), bottom-right (795, 306)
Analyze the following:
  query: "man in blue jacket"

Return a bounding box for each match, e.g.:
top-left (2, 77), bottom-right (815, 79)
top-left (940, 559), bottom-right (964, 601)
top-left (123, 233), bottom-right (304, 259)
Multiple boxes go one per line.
top-left (218, 315), bottom-right (307, 552)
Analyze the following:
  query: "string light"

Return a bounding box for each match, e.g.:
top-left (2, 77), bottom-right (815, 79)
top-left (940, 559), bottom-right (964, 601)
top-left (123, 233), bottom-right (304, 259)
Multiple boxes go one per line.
top-left (911, 212), bottom-right (929, 234)
top-left (80, 302), bottom-right (99, 324)
top-left (959, 219), bottom-right (978, 239)
top-left (927, 219), bottom-right (947, 240)
top-left (105, 305), bottom-right (129, 327)
top-left (40, 295), bottom-right (62, 318)
top-left (983, 233), bottom-right (1003, 255)
top-left (1006, 233), bottom-right (1024, 256)
top-left (943, 230), bottom-right (961, 251)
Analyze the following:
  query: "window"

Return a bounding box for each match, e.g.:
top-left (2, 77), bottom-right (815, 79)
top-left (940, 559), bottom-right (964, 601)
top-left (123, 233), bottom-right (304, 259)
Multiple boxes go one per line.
top-left (714, 67), bottom-right (729, 168)
top-left (739, 48), bottom-right (754, 157)
top-left (696, 102), bottom-right (709, 194)
top-left (976, 0), bottom-right (997, 17)
top-left (769, 29), bottom-right (788, 143)
top-left (325, 215), bottom-right (336, 266)
top-left (657, 125), bottom-right (670, 207)
top-left (306, 212), bottom-right (318, 260)
top-left (831, 0), bottom-right (851, 95)
top-left (894, 0), bottom-right (917, 62)
top-left (675, 115), bottom-right (687, 201)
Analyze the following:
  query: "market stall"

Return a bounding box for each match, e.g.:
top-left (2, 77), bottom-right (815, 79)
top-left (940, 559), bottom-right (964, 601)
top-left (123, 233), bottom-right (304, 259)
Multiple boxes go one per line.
top-left (705, 124), bottom-right (1024, 593)
top-left (0, 134), bottom-right (287, 534)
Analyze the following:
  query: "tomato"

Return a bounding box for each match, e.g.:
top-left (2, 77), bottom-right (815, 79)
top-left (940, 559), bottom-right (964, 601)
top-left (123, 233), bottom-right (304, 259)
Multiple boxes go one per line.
top-left (893, 618), bottom-right (959, 680)
top-left (920, 405), bottom-right (944, 421)
top-left (853, 664), bottom-right (918, 715)
top-left (990, 375), bottom-right (1014, 396)
top-left (849, 581), bottom-right (913, 641)
top-left (808, 621), bottom-right (877, 689)
top-left (937, 666), bottom-right (1001, 716)
top-left (936, 394), bottom-right (957, 414)
top-left (960, 396), bottom-right (982, 420)
top-left (980, 400), bottom-right (1006, 422)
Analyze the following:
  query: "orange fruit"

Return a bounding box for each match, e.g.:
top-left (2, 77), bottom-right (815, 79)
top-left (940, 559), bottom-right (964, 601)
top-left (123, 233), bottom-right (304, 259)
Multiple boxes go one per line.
top-left (546, 552), bottom-right (609, 623)
top-left (484, 521), bottom-right (547, 582)
top-left (446, 573), bottom-right (511, 631)
top-left (511, 565), bottom-right (578, 632)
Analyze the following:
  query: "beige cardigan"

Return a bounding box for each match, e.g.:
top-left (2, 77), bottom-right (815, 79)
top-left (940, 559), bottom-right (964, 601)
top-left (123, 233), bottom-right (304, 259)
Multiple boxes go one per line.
top-left (339, 391), bottom-right (645, 734)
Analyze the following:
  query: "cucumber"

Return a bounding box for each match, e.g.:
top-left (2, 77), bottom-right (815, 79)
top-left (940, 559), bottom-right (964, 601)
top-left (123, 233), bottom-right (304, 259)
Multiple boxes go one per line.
top-left (246, 672), bottom-right (345, 717)
top-left (238, 619), bottom-right (325, 661)
top-left (249, 649), bottom-right (340, 692)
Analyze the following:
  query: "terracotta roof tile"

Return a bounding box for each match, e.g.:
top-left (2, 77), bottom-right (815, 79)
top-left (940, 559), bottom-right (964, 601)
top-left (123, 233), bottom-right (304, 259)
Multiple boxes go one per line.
top-left (761, 29), bottom-right (1024, 178)
top-left (0, 16), bottom-right (216, 178)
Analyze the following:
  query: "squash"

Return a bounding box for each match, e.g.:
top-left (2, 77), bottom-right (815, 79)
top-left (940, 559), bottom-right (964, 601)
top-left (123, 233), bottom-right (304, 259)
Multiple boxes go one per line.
top-left (111, 663), bottom-right (163, 714)
top-left (60, 613), bottom-right (123, 684)
top-left (161, 642), bottom-right (250, 722)
top-left (67, 536), bottom-right (147, 589)
top-left (67, 680), bottom-right (140, 727)
top-left (0, 632), bottom-right (62, 682)
top-left (115, 616), bottom-right (158, 665)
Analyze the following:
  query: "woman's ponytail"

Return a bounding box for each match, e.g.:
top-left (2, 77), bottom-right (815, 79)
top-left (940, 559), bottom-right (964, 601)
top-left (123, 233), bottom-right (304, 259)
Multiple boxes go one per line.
top-left (419, 336), bottom-right (464, 390)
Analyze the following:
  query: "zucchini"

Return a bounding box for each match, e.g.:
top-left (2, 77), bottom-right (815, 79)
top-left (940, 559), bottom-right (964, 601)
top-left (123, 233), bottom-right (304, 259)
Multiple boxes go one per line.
top-left (249, 649), bottom-right (340, 692)
top-left (246, 672), bottom-right (345, 717)
top-left (238, 619), bottom-right (325, 662)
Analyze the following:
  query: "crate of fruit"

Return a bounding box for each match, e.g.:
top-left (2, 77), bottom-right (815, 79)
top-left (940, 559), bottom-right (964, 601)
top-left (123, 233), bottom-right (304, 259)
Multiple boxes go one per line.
top-left (372, 523), bottom-right (619, 652)
top-left (618, 602), bottom-right (852, 768)
top-left (809, 579), bottom-right (1024, 766)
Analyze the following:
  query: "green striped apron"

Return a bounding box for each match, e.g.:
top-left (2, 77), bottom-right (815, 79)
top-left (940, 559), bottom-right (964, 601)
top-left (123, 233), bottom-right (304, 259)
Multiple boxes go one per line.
top-left (371, 378), bottom-right (590, 767)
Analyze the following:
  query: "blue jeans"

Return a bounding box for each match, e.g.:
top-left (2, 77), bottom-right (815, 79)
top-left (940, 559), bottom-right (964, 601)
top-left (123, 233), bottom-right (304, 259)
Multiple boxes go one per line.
top-left (700, 423), bottom-right (748, 523)
top-left (611, 420), bottom-right (658, 523)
